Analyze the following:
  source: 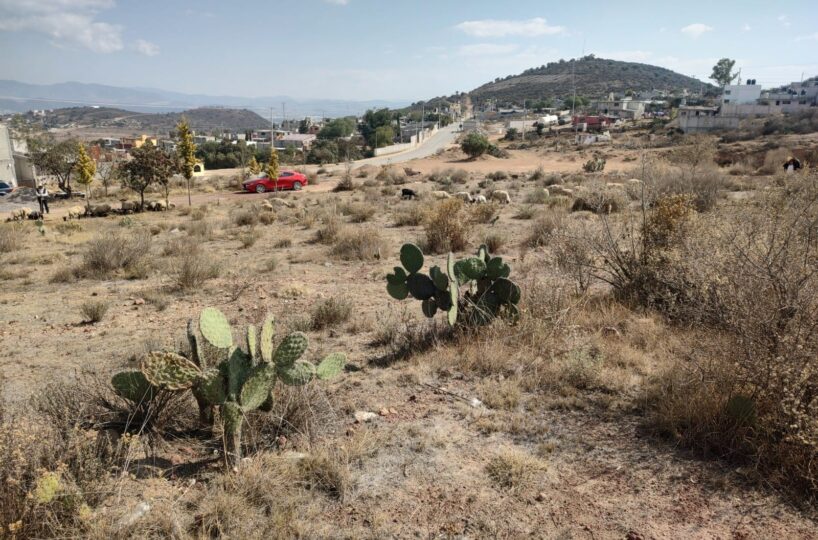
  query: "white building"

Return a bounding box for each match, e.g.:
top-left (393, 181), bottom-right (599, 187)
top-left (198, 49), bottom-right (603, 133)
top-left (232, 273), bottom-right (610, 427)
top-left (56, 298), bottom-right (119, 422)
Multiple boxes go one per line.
top-left (722, 81), bottom-right (762, 105)
top-left (0, 124), bottom-right (17, 187)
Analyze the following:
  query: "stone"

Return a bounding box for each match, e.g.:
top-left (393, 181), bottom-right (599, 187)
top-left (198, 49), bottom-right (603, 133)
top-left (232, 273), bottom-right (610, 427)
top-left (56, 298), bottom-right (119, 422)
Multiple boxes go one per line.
top-left (354, 411), bottom-right (378, 423)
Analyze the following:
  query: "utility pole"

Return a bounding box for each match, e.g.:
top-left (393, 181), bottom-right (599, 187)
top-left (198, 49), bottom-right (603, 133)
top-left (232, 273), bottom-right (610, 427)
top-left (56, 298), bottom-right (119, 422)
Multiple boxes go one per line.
top-left (282, 102), bottom-right (286, 131)
top-left (522, 99), bottom-right (527, 142)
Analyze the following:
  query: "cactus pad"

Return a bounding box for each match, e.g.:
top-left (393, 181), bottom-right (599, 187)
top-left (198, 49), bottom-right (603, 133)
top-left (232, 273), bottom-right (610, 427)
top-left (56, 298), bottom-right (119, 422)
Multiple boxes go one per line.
top-left (199, 307), bottom-right (234, 349)
top-left (461, 257), bottom-right (487, 280)
top-left (421, 298), bottom-right (438, 317)
top-left (316, 353), bottom-right (346, 380)
top-left (187, 319), bottom-right (203, 366)
top-left (447, 252), bottom-right (459, 326)
top-left (141, 351), bottom-right (201, 390)
top-left (225, 348), bottom-right (252, 399)
top-left (486, 257), bottom-right (506, 280)
top-left (222, 401), bottom-right (242, 433)
top-left (400, 243), bottom-right (424, 274)
top-left (260, 314), bottom-right (275, 363)
top-left (278, 360), bottom-right (315, 386)
top-left (386, 267), bottom-right (408, 285)
top-left (430, 266), bottom-right (449, 290)
top-left (239, 365), bottom-right (277, 411)
top-left (407, 273), bottom-right (436, 300)
top-left (246, 325), bottom-right (257, 361)
top-left (273, 332), bottom-right (308, 368)
top-left (111, 370), bottom-right (154, 403)
top-left (387, 281), bottom-right (409, 300)
top-left (493, 277), bottom-right (521, 304)
top-left (198, 368), bottom-right (227, 405)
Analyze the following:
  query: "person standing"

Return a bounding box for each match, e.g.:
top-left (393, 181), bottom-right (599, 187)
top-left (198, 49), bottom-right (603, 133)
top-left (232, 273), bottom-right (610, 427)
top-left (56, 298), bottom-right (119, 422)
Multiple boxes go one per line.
top-left (36, 184), bottom-right (49, 215)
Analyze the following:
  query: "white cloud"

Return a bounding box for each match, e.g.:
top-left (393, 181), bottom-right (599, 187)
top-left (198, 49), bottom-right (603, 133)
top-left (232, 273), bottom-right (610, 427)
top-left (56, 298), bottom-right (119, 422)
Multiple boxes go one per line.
top-left (778, 14), bottom-right (790, 27)
top-left (0, 0), bottom-right (123, 52)
top-left (455, 17), bottom-right (565, 38)
top-left (680, 23), bottom-right (713, 39)
top-left (324, 0), bottom-right (349, 4)
top-left (458, 43), bottom-right (518, 56)
top-left (134, 38), bottom-right (159, 56)
top-left (742, 23), bottom-right (751, 32)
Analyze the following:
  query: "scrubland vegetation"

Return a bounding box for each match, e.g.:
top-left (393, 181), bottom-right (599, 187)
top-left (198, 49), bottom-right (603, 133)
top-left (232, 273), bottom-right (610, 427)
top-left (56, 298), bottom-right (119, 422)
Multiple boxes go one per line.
top-left (1, 129), bottom-right (817, 537)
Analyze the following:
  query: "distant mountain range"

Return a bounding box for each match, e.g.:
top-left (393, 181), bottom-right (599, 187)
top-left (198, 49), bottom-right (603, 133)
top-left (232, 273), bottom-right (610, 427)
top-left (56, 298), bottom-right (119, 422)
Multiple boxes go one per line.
top-left (0, 80), bottom-right (407, 118)
top-left (469, 56), bottom-right (716, 104)
top-left (19, 106), bottom-right (271, 133)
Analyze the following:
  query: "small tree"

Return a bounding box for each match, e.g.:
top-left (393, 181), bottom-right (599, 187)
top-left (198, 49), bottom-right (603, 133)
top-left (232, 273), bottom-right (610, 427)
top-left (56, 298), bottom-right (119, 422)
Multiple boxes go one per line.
top-left (248, 155), bottom-right (261, 175)
top-left (266, 148), bottom-right (280, 191)
top-left (29, 138), bottom-right (80, 195)
top-left (710, 58), bottom-right (737, 89)
top-left (97, 154), bottom-right (123, 197)
top-left (75, 144), bottom-right (96, 207)
top-left (176, 117), bottom-right (197, 206)
top-left (121, 142), bottom-right (175, 210)
top-left (461, 132), bottom-right (490, 159)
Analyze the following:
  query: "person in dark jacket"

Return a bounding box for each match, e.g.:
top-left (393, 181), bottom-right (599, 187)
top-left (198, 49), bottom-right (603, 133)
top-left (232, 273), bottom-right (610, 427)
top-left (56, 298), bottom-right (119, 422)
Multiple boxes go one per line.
top-left (36, 184), bottom-right (50, 215)
top-left (783, 156), bottom-right (802, 174)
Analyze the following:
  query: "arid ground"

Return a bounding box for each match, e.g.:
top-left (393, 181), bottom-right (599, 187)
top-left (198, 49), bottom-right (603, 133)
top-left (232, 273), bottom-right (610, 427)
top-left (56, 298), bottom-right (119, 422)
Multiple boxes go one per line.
top-left (1, 126), bottom-right (817, 538)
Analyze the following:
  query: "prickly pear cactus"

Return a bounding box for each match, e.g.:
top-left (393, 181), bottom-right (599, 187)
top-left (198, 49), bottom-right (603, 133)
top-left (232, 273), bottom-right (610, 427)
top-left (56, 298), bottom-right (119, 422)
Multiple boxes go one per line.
top-left (385, 243), bottom-right (521, 327)
top-left (118, 307), bottom-right (347, 469)
top-left (141, 351), bottom-right (201, 390)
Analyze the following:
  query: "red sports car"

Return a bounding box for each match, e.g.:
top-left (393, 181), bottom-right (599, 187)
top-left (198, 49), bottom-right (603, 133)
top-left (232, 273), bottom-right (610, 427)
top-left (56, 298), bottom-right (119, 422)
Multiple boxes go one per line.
top-left (242, 171), bottom-right (308, 193)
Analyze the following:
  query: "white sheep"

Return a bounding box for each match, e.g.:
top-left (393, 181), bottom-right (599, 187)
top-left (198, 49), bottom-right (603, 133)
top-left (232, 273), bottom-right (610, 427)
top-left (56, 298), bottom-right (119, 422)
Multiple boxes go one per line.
top-left (454, 191), bottom-right (473, 203)
top-left (429, 190), bottom-right (451, 200)
top-left (10, 207), bottom-right (32, 221)
top-left (66, 206), bottom-right (85, 220)
top-left (472, 194), bottom-right (487, 204)
top-left (549, 185), bottom-right (574, 197)
top-left (490, 190), bottom-right (511, 204)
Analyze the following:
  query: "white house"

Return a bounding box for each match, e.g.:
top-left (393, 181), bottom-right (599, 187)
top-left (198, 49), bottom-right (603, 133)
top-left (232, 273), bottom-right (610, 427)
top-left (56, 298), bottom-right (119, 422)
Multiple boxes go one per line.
top-left (0, 124), bottom-right (17, 187)
top-left (721, 81), bottom-right (762, 105)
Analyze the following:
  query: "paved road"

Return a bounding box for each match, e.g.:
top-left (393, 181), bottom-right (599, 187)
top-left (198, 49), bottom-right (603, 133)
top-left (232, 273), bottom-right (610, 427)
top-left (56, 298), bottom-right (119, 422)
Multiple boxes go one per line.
top-left (350, 123), bottom-right (461, 169)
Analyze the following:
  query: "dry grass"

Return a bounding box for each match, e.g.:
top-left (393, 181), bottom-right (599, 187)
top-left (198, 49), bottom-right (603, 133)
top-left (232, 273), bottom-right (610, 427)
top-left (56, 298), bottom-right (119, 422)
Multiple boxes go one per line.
top-left (79, 231), bottom-right (151, 279)
top-left (314, 213), bottom-right (342, 245)
top-left (525, 211), bottom-right (564, 248)
top-left (424, 198), bottom-right (468, 253)
top-left (80, 300), bottom-right (108, 323)
top-left (341, 202), bottom-right (375, 223)
top-left (482, 233), bottom-right (506, 254)
top-left (485, 448), bottom-right (546, 493)
top-left (310, 296), bottom-right (353, 330)
top-left (330, 226), bottom-right (387, 261)
top-left (172, 243), bottom-right (221, 290)
top-left (393, 205), bottom-right (425, 227)
top-left (470, 202), bottom-right (499, 224)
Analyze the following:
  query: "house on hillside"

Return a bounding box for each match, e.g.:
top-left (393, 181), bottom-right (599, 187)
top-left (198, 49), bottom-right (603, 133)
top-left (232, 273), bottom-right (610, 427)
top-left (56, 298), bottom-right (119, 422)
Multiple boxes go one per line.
top-left (572, 115), bottom-right (615, 131)
top-left (721, 80), bottom-right (762, 104)
top-left (677, 106), bottom-right (739, 133)
top-left (274, 133), bottom-right (316, 150)
top-left (590, 96), bottom-right (649, 119)
top-left (120, 134), bottom-right (157, 150)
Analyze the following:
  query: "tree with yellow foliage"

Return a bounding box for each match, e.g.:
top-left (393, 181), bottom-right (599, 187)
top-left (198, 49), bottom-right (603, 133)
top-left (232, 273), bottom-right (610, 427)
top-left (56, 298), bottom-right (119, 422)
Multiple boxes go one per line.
top-left (266, 148), bottom-right (280, 191)
top-left (176, 117), bottom-right (196, 206)
top-left (75, 143), bottom-right (96, 208)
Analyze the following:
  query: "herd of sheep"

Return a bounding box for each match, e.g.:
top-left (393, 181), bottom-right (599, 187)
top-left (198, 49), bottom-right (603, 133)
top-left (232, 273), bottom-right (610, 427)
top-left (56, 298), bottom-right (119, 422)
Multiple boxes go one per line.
top-left (5, 199), bottom-right (176, 222)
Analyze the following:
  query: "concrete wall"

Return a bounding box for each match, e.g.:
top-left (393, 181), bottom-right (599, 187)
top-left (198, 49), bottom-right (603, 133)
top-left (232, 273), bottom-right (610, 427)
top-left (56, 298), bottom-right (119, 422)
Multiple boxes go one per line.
top-left (721, 103), bottom-right (817, 117)
top-left (373, 123), bottom-right (439, 157)
top-left (678, 114), bottom-right (740, 133)
top-left (13, 154), bottom-right (37, 187)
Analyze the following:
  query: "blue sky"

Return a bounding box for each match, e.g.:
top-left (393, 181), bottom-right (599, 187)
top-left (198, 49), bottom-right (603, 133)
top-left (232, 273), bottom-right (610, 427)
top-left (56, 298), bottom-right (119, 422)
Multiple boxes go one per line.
top-left (0, 0), bottom-right (816, 101)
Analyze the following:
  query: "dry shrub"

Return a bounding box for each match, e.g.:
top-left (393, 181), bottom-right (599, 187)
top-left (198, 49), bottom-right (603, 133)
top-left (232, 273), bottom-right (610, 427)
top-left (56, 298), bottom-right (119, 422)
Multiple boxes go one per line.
top-left (331, 226), bottom-right (386, 260)
top-left (761, 147), bottom-right (791, 174)
top-left (524, 189), bottom-right (549, 204)
top-left (80, 300), bottom-right (108, 323)
top-left (79, 231), bottom-right (151, 279)
top-left (258, 211), bottom-right (276, 225)
top-left (513, 206), bottom-right (538, 220)
top-left (313, 213), bottom-right (341, 244)
top-left (424, 198), bottom-right (468, 253)
top-left (233, 208), bottom-right (259, 227)
top-left (485, 448), bottom-right (546, 493)
top-left (341, 202), bottom-right (375, 223)
top-left (274, 238), bottom-right (293, 248)
top-left (239, 229), bottom-right (259, 249)
top-left (50, 264), bottom-right (77, 284)
top-left (55, 221), bottom-right (83, 235)
top-left (172, 241), bottom-right (221, 290)
top-left (244, 384), bottom-right (334, 451)
top-left (644, 157), bottom-right (727, 212)
top-left (393, 205), bottom-right (425, 227)
top-left (525, 210), bottom-right (564, 248)
top-left (184, 219), bottom-right (213, 238)
top-left (333, 175), bottom-right (355, 192)
top-left (483, 233), bottom-right (506, 253)
top-left (470, 202), bottom-right (499, 224)
top-left (310, 296), bottom-right (352, 330)
top-left (478, 379), bottom-right (522, 410)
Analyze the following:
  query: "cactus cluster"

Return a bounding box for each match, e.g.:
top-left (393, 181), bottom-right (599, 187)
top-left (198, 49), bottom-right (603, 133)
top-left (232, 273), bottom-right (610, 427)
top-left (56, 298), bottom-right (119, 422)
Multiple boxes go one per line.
top-left (111, 307), bottom-right (346, 467)
top-left (583, 157), bottom-right (606, 173)
top-left (386, 243), bottom-right (521, 326)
